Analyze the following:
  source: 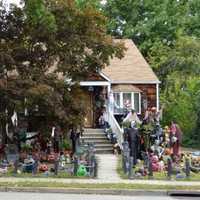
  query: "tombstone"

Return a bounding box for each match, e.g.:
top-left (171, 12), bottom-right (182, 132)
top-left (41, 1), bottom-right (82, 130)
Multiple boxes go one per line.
top-left (5, 144), bottom-right (19, 174)
top-left (148, 156), bottom-right (153, 179)
top-left (122, 141), bottom-right (130, 174)
top-left (32, 159), bottom-right (38, 175)
top-left (13, 159), bottom-right (18, 174)
top-left (167, 157), bottom-right (172, 180)
top-left (185, 158), bottom-right (190, 178)
top-left (128, 156), bottom-right (134, 179)
top-left (54, 157), bottom-right (59, 176)
top-left (142, 152), bottom-right (149, 168)
top-left (93, 157), bottom-right (97, 178)
top-left (5, 144), bottom-right (19, 163)
top-left (73, 156), bottom-right (78, 176)
top-left (87, 144), bottom-right (94, 177)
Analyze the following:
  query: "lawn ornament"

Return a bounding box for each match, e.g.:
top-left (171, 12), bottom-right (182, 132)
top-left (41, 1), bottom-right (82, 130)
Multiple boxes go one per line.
top-left (170, 122), bottom-right (182, 157)
top-left (23, 156), bottom-right (35, 173)
top-left (150, 155), bottom-right (160, 172)
top-left (191, 151), bottom-right (200, 172)
top-left (40, 152), bottom-right (47, 162)
top-left (171, 135), bottom-right (177, 143)
top-left (39, 164), bottom-right (48, 172)
top-left (0, 167), bottom-right (7, 174)
top-left (77, 164), bottom-right (87, 176)
top-left (48, 153), bottom-right (56, 162)
top-left (165, 148), bottom-right (171, 155)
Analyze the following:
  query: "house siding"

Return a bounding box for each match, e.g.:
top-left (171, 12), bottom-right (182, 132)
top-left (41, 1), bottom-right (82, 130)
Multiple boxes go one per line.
top-left (134, 84), bottom-right (157, 114)
top-left (111, 83), bottom-right (157, 116)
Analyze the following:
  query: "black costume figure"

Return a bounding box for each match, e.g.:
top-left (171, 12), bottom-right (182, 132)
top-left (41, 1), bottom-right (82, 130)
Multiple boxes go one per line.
top-left (52, 126), bottom-right (61, 153)
top-left (70, 129), bottom-right (80, 154)
top-left (127, 126), bottom-right (139, 166)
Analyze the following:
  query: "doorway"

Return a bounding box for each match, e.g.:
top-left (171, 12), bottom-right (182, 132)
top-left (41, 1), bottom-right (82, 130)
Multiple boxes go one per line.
top-left (83, 91), bottom-right (93, 128)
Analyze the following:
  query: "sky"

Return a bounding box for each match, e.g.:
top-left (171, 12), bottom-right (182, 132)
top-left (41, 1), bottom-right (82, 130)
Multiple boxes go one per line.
top-left (3, 0), bottom-right (107, 5)
top-left (3, 0), bottom-right (21, 5)
top-left (2, 0), bottom-right (21, 9)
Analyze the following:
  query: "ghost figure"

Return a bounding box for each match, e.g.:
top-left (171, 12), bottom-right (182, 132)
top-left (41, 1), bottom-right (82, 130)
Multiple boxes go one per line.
top-left (109, 92), bottom-right (114, 113)
top-left (11, 111), bottom-right (18, 127)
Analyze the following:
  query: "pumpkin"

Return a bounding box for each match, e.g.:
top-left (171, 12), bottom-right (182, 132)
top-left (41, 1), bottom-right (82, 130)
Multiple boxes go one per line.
top-left (39, 164), bottom-right (48, 172)
top-left (48, 154), bottom-right (56, 162)
top-left (165, 148), bottom-right (171, 155)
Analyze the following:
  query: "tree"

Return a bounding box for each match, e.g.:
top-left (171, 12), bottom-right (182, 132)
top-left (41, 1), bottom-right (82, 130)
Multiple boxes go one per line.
top-left (149, 35), bottom-right (200, 86)
top-left (102, 0), bottom-right (200, 147)
top-left (103, 0), bottom-right (188, 56)
top-left (0, 0), bottom-right (125, 141)
top-left (161, 74), bottom-right (200, 147)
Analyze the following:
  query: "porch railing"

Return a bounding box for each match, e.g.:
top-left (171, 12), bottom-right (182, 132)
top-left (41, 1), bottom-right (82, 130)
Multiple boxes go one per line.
top-left (108, 113), bottom-right (124, 149)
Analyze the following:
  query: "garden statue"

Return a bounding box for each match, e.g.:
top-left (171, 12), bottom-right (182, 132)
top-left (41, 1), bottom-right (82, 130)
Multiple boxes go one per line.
top-left (51, 126), bottom-right (61, 153)
top-left (170, 121), bottom-right (182, 157)
top-left (70, 128), bottom-right (80, 155)
top-left (164, 126), bottom-right (170, 148)
top-left (150, 123), bottom-right (163, 146)
top-left (123, 109), bottom-right (142, 125)
top-left (127, 121), bottom-right (140, 166)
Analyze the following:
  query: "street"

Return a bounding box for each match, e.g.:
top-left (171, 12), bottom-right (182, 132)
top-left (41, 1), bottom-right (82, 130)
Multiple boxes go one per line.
top-left (0, 192), bottom-right (199, 200)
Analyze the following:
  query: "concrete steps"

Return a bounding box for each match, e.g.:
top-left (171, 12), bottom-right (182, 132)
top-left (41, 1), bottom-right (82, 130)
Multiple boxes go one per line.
top-left (83, 128), bottom-right (113, 154)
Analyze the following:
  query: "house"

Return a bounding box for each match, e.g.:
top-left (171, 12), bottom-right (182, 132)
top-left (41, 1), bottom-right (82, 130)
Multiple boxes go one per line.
top-left (80, 39), bottom-right (160, 130)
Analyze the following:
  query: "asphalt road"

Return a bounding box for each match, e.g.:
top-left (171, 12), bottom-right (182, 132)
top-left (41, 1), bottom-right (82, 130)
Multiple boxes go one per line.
top-left (0, 192), bottom-right (199, 200)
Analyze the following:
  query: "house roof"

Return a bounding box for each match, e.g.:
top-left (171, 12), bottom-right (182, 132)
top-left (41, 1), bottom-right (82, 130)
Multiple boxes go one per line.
top-left (102, 39), bottom-right (160, 84)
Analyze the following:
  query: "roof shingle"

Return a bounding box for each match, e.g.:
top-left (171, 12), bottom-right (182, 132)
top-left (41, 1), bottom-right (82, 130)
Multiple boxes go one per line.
top-left (102, 39), bottom-right (159, 83)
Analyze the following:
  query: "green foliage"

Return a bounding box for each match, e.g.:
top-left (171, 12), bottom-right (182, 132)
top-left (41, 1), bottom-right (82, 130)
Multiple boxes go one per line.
top-left (75, 0), bottom-right (101, 9)
top-left (102, 0), bottom-right (200, 147)
top-left (25, 0), bottom-right (57, 33)
top-left (21, 143), bottom-right (33, 152)
top-left (0, 0), bottom-right (125, 136)
top-left (60, 139), bottom-right (71, 150)
top-left (162, 74), bottom-right (200, 147)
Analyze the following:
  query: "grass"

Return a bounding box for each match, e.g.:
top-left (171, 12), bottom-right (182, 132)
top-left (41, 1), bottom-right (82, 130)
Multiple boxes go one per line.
top-left (0, 167), bottom-right (90, 179)
top-left (0, 172), bottom-right (88, 179)
top-left (0, 181), bottom-right (199, 191)
top-left (117, 155), bottom-right (200, 181)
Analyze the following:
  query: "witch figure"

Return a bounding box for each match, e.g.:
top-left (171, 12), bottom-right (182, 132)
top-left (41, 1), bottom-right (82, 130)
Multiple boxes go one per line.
top-left (170, 121), bottom-right (182, 158)
top-left (127, 121), bottom-right (140, 166)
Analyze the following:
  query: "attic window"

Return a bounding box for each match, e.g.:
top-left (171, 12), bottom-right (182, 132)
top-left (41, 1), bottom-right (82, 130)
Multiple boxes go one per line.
top-left (113, 92), bottom-right (141, 114)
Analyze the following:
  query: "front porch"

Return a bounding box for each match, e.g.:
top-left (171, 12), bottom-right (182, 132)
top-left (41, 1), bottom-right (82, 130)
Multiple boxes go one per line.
top-left (80, 81), bottom-right (110, 128)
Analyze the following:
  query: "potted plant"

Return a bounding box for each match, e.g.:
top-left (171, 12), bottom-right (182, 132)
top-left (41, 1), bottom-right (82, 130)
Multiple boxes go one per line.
top-left (60, 139), bottom-right (72, 155)
top-left (20, 144), bottom-right (32, 160)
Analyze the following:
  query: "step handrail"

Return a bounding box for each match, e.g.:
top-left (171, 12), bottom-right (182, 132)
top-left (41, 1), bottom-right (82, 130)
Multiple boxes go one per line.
top-left (108, 113), bottom-right (124, 149)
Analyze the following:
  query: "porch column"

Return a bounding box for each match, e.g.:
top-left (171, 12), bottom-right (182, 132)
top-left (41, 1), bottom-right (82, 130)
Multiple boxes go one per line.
top-left (107, 83), bottom-right (112, 123)
top-left (156, 83), bottom-right (159, 112)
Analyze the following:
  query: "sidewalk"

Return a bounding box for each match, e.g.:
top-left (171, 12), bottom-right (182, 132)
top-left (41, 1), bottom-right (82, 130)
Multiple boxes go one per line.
top-left (0, 177), bottom-right (200, 186)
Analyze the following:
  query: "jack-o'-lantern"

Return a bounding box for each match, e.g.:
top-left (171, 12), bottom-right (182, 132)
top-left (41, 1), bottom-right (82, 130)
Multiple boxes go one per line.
top-left (39, 164), bottom-right (48, 172)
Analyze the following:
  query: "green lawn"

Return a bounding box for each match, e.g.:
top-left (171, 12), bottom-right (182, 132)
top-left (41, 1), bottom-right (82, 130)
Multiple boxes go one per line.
top-left (0, 181), bottom-right (199, 191)
top-left (117, 156), bottom-right (200, 181)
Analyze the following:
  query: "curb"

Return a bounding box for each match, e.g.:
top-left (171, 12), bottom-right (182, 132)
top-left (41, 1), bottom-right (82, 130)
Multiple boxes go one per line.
top-left (168, 190), bottom-right (200, 197)
top-left (0, 187), bottom-right (168, 196)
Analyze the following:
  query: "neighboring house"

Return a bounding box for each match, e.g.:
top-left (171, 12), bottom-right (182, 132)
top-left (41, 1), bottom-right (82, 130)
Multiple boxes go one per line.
top-left (80, 39), bottom-right (160, 130)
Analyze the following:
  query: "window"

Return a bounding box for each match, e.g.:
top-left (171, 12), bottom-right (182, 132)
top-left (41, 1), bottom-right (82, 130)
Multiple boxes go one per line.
top-left (113, 93), bottom-right (120, 113)
top-left (123, 93), bottom-right (132, 110)
top-left (113, 92), bottom-right (141, 114)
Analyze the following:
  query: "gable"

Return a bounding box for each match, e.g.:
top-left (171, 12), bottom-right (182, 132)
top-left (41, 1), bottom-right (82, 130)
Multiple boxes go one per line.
top-left (102, 39), bottom-right (159, 84)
